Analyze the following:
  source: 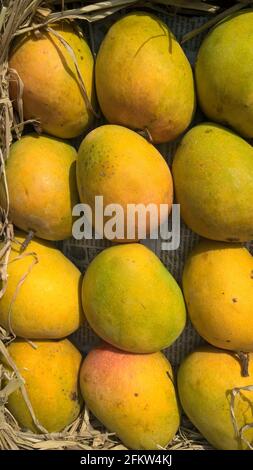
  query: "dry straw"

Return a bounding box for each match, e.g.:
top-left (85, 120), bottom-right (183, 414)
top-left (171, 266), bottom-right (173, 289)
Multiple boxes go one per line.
top-left (0, 0), bottom-right (250, 451)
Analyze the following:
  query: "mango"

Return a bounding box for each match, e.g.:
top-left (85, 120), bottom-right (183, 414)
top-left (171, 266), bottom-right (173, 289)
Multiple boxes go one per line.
top-left (183, 240), bottom-right (253, 352)
top-left (178, 347), bottom-right (253, 450)
top-left (196, 11), bottom-right (253, 139)
top-left (76, 124), bottom-right (173, 241)
top-left (9, 23), bottom-right (94, 138)
top-left (95, 13), bottom-right (195, 143)
top-left (1, 134), bottom-right (79, 241)
top-left (82, 243), bottom-right (186, 353)
top-left (172, 123), bottom-right (253, 242)
top-left (2, 339), bottom-right (82, 433)
top-left (0, 232), bottom-right (83, 339)
top-left (80, 344), bottom-right (180, 449)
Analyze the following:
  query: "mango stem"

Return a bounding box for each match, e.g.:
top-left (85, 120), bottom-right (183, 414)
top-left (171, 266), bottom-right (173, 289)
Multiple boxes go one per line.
top-left (237, 351), bottom-right (250, 377)
top-left (20, 230), bottom-right (35, 252)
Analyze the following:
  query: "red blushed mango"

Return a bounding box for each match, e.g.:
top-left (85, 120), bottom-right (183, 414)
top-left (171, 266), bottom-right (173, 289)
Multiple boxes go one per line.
top-left (82, 243), bottom-right (186, 353)
top-left (80, 345), bottom-right (180, 449)
top-left (76, 124), bottom-right (173, 242)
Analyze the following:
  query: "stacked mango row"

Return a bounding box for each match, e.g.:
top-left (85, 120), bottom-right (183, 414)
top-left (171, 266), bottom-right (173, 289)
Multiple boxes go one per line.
top-left (0, 11), bottom-right (253, 450)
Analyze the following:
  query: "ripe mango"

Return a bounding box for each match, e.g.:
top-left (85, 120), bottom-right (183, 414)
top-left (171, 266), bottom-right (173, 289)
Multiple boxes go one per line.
top-left (95, 13), bottom-right (195, 143)
top-left (76, 124), bottom-right (173, 241)
top-left (196, 11), bottom-right (253, 139)
top-left (9, 23), bottom-right (94, 138)
top-left (183, 240), bottom-right (253, 352)
top-left (0, 232), bottom-right (83, 339)
top-left (2, 339), bottom-right (82, 433)
top-left (80, 344), bottom-right (180, 449)
top-left (82, 243), bottom-right (186, 353)
top-left (178, 347), bottom-right (253, 450)
top-left (1, 134), bottom-right (79, 241)
top-left (172, 123), bottom-right (253, 242)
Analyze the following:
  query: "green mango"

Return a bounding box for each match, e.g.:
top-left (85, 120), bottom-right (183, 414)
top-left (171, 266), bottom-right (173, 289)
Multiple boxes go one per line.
top-left (172, 123), bottom-right (253, 242)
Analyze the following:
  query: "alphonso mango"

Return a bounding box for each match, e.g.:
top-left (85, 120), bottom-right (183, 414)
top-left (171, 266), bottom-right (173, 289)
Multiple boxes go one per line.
top-left (178, 347), bottom-right (253, 450)
top-left (183, 240), bottom-right (253, 352)
top-left (0, 232), bottom-right (83, 339)
top-left (196, 11), bottom-right (253, 139)
top-left (82, 243), bottom-right (186, 353)
top-left (9, 23), bottom-right (94, 138)
top-left (1, 134), bottom-right (79, 241)
top-left (95, 13), bottom-right (195, 143)
top-left (2, 339), bottom-right (82, 433)
top-left (76, 124), bottom-right (173, 241)
top-left (80, 344), bottom-right (180, 449)
top-left (172, 123), bottom-right (253, 242)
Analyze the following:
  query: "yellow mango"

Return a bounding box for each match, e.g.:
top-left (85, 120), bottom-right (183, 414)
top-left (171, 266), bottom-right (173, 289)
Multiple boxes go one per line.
top-left (9, 23), bottom-right (94, 138)
top-left (196, 11), bottom-right (253, 139)
top-left (82, 243), bottom-right (186, 353)
top-left (80, 344), bottom-right (180, 449)
top-left (1, 134), bottom-right (79, 241)
top-left (95, 13), bottom-right (195, 143)
top-left (2, 339), bottom-right (82, 433)
top-left (76, 124), bottom-right (173, 241)
top-left (183, 240), bottom-right (253, 352)
top-left (178, 347), bottom-right (253, 450)
top-left (172, 123), bottom-right (253, 242)
top-left (0, 232), bottom-right (83, 339)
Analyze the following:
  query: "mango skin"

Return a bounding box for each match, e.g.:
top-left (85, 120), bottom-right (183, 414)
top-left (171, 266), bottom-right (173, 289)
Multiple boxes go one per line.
top-left (82, 243), bottom-right (186, 353)
top-left (178, 347), bottom-right (253, 450)
top-left (172, 123), bottom-right (253, 242)
top-left (2, 134), bottom-right (79, 241)
top-left (95, 12), bottom-right (195, 143)
top-left (80, 344), bottom-right (180, 449)
top-left (196, 11), bottom-right (253, 139)
top-left (183, 240), bottom-right (253, 352)
top-left (2, 339), bottom-right (82, 433)
top-left (9, 23), bottom-right (94, 138)
top-left (76, 124), bottom-right (173, 241)
top-left (0, 232), bottom-right (83, 339)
